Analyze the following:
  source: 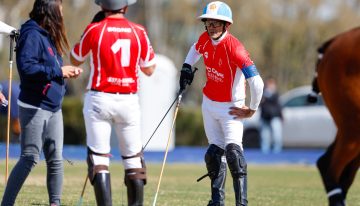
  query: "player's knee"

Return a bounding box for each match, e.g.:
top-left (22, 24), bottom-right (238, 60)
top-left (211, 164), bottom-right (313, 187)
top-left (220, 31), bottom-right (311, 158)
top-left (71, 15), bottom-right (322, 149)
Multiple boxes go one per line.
top-left (205, 144), bottom-right (226, 179)
top-left (122, 152), bottom-right (147, 185)
top-left (87, 147), bottom-right (110, 185)
top-left (225, 143), bottom-right (247, 178)
top-left (21, 154), bottom-right (39, 166)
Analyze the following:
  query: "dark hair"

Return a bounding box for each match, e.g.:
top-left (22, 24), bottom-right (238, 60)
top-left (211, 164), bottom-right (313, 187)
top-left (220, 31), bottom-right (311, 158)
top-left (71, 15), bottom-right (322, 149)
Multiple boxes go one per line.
top-left (91, 11), bottom-right (106, 23)
top-left (29, 0), bottom-right (69, 56)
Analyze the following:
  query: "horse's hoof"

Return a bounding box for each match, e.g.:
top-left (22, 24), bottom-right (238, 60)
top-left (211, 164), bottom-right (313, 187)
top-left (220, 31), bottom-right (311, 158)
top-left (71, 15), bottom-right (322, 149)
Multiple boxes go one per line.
top-left (329, 203), bottom-right (345, 206)
top-left (329, 200), bottom-right (345, 206)
top-left (329, 194), bottom-right (346, 206)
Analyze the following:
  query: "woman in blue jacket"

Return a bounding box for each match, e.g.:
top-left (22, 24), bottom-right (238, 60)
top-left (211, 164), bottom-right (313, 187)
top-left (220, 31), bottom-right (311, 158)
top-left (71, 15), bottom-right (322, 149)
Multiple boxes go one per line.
top-left (1, 0), bottom-right (82, 205)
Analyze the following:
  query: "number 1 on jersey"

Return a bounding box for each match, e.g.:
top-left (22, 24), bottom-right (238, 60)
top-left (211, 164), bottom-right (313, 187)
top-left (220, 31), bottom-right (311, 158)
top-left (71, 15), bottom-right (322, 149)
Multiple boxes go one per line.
top-left (111, 39), bottom-right (130, 67)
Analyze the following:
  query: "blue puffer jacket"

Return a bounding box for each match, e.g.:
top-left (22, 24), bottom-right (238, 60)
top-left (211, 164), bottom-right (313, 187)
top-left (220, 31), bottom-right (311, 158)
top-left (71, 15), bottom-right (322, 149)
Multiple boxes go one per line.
top-left (16, 19), bottom-right (65, 112)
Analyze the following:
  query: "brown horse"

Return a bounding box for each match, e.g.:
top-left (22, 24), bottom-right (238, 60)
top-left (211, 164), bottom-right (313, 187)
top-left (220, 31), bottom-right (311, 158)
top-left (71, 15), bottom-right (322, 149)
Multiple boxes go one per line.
top-left (310, 27), bottom-right (360, 206)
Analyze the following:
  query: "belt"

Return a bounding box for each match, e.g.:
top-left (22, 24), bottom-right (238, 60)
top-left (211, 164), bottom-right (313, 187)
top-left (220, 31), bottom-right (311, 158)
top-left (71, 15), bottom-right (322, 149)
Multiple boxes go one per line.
top-left (90, 89), bottom-right (135, 95)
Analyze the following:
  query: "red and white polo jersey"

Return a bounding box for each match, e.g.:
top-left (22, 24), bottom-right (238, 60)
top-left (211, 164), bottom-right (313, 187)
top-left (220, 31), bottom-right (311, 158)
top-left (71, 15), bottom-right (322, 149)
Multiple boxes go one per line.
top-left (71, 17), bottom-right (155, 93)
top-left (195, 32), bottom-right (255, 102)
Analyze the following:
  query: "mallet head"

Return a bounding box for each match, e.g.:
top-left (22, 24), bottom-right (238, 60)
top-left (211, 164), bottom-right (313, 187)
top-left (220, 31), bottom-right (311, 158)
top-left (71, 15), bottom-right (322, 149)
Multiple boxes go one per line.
top-left (0, 21), bottom-right (17, 35)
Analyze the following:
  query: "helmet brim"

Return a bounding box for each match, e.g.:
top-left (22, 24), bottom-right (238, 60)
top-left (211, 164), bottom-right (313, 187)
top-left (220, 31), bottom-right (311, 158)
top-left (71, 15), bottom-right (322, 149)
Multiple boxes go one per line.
top-left (128, 0), bottom-right (136, 6)
top-left (198, 14), bottom-right (233, 24)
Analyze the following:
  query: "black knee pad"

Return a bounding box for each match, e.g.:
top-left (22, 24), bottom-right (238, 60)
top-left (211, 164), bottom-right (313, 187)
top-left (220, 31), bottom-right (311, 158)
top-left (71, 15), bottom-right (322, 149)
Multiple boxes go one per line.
top-left (205, 144), bottom-right (226, 179)
top-left (87, 147), bottom-right (110, 185)
top-left (225, 143), bottom-right (247, 178)
top-left (122, 152), bottom-right (147, 185)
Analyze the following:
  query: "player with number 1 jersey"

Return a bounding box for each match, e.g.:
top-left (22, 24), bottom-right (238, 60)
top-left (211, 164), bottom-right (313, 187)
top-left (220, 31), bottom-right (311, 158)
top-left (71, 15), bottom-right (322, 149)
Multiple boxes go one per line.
top-left (70, 0), bottom-right (156, 205)
top-left (71, 15), bottom-right (155, 93)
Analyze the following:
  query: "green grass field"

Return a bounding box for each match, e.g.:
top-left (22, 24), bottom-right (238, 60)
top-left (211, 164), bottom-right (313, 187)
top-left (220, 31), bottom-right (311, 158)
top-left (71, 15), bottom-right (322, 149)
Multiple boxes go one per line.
top-left (0, 161), bottom-right (359, 206)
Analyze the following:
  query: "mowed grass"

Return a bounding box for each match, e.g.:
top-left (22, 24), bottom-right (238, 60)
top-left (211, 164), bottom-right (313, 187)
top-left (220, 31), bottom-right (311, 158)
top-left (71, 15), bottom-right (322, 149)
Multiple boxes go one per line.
top-left (0, 160), bottom-right (359, 206)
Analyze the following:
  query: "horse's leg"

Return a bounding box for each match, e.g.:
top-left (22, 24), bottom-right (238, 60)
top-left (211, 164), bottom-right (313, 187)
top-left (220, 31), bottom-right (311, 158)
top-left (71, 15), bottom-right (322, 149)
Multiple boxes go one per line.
top-left (324, 131), bottom-right (360, 206)
top-left (317, 142), bottom-right (335, 190)
top-left (317, 142), bottom-right (346, 206)
top-left (339, 149), bottom-right (360, 198)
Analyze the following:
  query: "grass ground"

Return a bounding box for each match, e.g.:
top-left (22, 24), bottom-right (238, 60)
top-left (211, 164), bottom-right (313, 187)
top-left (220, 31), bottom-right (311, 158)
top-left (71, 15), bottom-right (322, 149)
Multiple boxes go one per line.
top-left (0, 161), bottom-right (359, 206)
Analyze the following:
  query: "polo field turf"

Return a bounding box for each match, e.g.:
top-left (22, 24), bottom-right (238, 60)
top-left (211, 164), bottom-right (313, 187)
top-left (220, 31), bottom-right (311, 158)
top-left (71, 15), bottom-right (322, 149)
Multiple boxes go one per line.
top-left (0, 161), bottom-right (359, 205)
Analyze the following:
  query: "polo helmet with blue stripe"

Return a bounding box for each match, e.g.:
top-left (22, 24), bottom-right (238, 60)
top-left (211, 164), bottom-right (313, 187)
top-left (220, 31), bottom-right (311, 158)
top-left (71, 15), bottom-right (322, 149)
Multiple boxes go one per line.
top-left (198, 1), bottom-right (233, 24)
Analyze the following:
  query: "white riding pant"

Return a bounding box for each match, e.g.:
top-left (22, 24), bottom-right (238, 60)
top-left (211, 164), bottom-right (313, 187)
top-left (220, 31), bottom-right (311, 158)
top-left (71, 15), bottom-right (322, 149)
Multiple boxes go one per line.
top-left (83, 91), bottom-right (143, 169)
top-left (202, 95), bottom-right (245, 150)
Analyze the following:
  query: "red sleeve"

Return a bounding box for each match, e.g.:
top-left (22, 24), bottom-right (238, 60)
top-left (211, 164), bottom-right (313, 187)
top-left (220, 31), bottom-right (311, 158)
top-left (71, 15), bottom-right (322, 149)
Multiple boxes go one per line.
top-left (71, 23), bottom-right (98, 62)
top-left (134, 24), bottom-right (155, 67)
top-left (231, 37), bottom-right (254, 69)
top-left (195, 32), bottom-right (210, 55)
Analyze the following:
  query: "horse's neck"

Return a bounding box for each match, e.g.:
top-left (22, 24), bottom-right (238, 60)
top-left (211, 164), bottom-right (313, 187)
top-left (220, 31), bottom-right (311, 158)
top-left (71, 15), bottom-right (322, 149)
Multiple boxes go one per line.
top-left (319, 26), bottom-right (360, 54)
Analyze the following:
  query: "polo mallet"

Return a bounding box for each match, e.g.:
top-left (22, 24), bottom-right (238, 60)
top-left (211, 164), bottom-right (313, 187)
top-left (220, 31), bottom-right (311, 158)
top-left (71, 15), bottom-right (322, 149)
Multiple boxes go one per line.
top-left (76, 175), bottom-right (88, 206)
top-left (142, 92), bottom-right (181, 151)
top-left (152, 90), bottom-right (183, 206)
top-left (0, 21), bottom-right (19, 184)
top-left (151, 66), bottom-right (197, 205)
top-left (143, 67), bottom-right (198, 151)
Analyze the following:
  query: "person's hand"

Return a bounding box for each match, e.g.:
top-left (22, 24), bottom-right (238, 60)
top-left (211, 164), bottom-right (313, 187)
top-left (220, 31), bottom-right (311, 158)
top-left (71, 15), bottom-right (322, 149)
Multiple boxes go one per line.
top-left (179, 63), bottom-right (194, 91)
top-left (0, 92), bottom-right (8, 107)
top-left (62, 65), bottom-right (83, 79)
top-left (229, 106), bottom-right (256, 119)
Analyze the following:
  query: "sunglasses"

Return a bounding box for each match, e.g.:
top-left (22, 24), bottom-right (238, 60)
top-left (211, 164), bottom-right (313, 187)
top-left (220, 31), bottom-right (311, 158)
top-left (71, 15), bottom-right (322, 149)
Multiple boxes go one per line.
top-left (204, 20), bottom-right (223, 28)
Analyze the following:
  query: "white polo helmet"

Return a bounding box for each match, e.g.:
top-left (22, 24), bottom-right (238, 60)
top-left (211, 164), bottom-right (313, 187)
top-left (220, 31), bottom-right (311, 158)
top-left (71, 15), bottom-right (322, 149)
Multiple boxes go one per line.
top-left (198, 1), bottom-right (233, 24)
top-left (95, 0), bottom-right (136, 11)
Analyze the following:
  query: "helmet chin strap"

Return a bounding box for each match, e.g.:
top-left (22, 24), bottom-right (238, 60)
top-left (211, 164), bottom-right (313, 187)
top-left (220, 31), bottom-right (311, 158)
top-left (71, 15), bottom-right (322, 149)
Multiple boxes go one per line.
top-left (206, 24), bottom-right (228, 41)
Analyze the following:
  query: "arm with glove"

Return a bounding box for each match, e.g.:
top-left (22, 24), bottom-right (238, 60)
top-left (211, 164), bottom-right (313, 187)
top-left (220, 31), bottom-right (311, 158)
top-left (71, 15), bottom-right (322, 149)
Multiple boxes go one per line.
top-left (179, 44), bottom-right (202, 91)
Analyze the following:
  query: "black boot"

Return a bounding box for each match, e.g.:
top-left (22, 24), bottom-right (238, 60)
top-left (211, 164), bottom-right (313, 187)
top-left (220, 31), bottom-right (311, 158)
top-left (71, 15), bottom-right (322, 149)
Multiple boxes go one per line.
top-left (207, 161), bottom-right (226, 206)
top-left (207, 200), bottom-right (224, 206)
top-left (233, 175), bottom-right (248, 206)
top-left (93, 173), bottom-right (112, 206)
top-left (125, 178), bottom-right (144, 206)
top-left (226, 143), bottom-right (248, 206)
top-left (205, 144), bottom-right (227, 206)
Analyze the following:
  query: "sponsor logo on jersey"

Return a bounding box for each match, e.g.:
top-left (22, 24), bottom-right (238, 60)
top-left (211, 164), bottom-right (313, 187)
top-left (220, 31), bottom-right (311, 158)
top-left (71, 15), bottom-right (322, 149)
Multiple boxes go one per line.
top-left (107, 27), bottom-right (132, 33)
top-left (107, 77), bottom-right (135, 86)
top-left (206, 66), bottom-right (224, 83)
